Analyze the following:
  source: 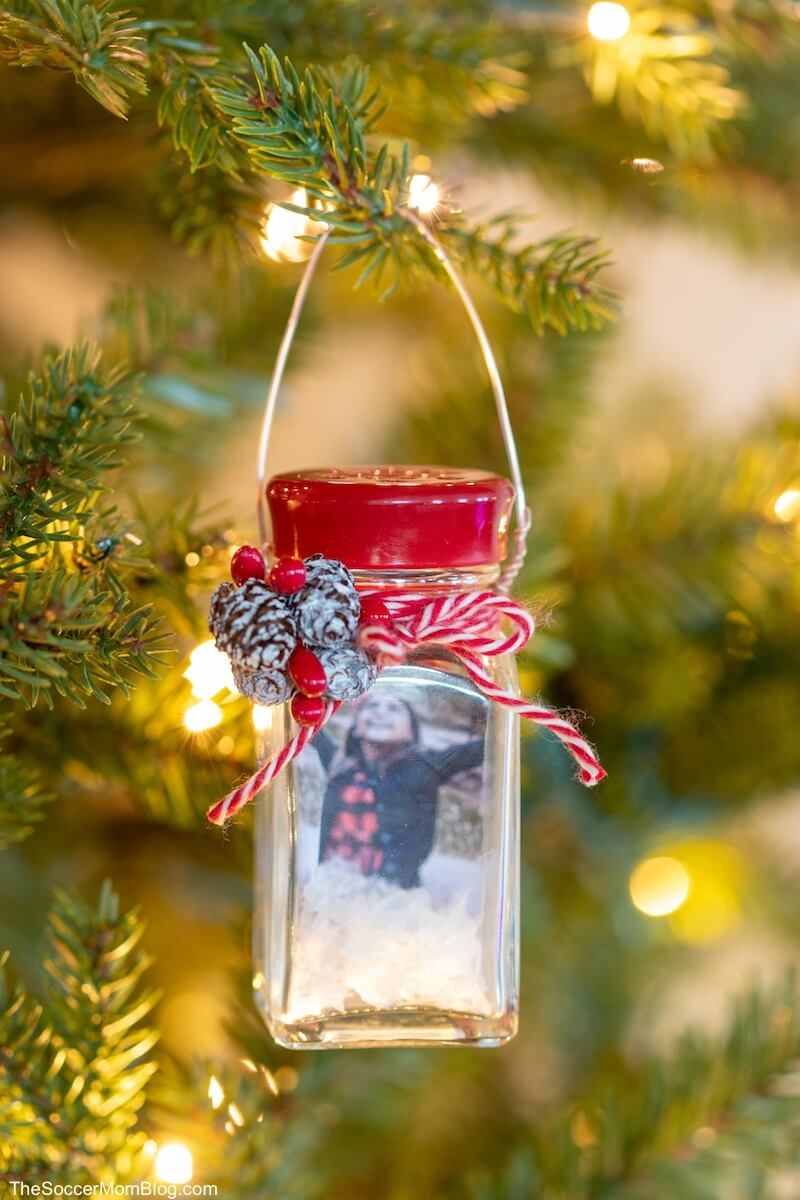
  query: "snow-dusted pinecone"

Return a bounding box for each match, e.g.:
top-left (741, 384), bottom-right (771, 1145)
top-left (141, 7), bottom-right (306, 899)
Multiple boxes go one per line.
top-left (291, 555), bottom-right (360, 649)
top-left (209, 577), bottom-right (297, 670)
top-left (231, 663), bottom-right (293, 705)
top-left (209, 581), bottom-right (235, 635)
top-left (318, 645), bottom-right (377, 702)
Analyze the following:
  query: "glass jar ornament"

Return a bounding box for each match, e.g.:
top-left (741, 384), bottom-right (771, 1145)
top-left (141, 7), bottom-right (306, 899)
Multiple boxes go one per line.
top-left (256, 468), bottom-right (521, 1047)
top-left (206, 219), bottom-right (605, 1050)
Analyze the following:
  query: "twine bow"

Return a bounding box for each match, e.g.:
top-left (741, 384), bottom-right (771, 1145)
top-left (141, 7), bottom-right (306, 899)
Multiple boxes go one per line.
top-left (207, 589), bottom-right (605, 826)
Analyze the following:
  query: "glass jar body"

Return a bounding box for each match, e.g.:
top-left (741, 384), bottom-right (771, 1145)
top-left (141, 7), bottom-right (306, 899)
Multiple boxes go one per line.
top-left (253, 574), bottom-right (519, 1049)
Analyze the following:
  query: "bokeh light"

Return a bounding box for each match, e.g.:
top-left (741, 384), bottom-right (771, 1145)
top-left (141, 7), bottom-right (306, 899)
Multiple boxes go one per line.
top-left (630, 855), bottom-right (691, 916)
top-left (260, 188), bottom-right (315, 263)
top-left (228, 1101), bottom-right (245, 1127)
top-left (631, 841), bottom-right (746, 942)
top-left (208, 1074), bottom-right (225, 1110)
top-left (183, 699), bottom-right (223, 733)
top-left (408, 174), bottom-right (441, 215)
top-left (587, 2), bottom-right (631, 40)
top-left (668, 841), bottom-right (744, 944)
top-left (629, 157), bottom-right (665, 174)
top-left (154, 1142), bottom-right (193, 1185)
top-left (252, 704), bottom-right (273, 732)
top-left (773, 488), bottom-right (800, 522)
top-left (184, 639), bottom-right (234, 700)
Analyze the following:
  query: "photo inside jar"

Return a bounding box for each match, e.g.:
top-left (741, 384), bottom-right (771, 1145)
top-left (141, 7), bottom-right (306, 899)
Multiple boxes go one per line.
top-left (286, 669), bottom-right (497, 1019)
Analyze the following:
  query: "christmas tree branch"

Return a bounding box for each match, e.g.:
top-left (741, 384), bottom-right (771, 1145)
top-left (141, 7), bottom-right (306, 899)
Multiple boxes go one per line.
top-left (2, 487), bottom-right (247, 835)
top-left (580, 5), bottom-right (747, 161)
top-left (449, 977), bottom-right (800, 1200)
top-left (152, 1060), bottom-right (313, 1198)
top-left (206, 44), bottom-right (615, 331)
top-left (0, 0), bottom-right (150, 119)
top-left (527, 975), bottom-right (800, 1199)
top-left (0, 343), bottom-right (168, 708)
top-left (0, 881), bottom-right (158, 1180)
top-left (0, 722), bottom-right (51, 847)
top-left (1, 4), bottom-right (615, 334)
top-left (223, 0), bottom-right (530, 126)
top-left (439, 219), bottom-right (616, 334)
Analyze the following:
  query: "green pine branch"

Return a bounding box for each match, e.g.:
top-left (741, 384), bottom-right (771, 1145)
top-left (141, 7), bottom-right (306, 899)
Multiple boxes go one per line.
top-left (0, 722), bottom-right (51, 847)
top-left (580, 6), bottom-right (747, 160)
top-left (206, 44), bottom-right (615, 332)
top-left (690, 0), bottom-right (800, 64)
top-left (223, 0), bottom-right (530, 127)
top-left (0, 0), bottom-right (530, 128)
top-left (440, 218), bottom-right (617, 335)
top-left (549, 412), bottom-right (800, 775)
top-left (0, 0), bottom-right (149, 119)
top-left (1, 2), bottom-right (615, 334)
top-left (0, 881), bottom-right (158, 1181)
top-left (152, 1061), bottom-right (314, 1199)
top-left (0, 343), bottom-right (168, 708)
top-left (1, 489), bottom-right (246, 834)
top-left (471, 975), bottom-right (800, 1200)
top-left (1, 341), bottom-right (136, 572)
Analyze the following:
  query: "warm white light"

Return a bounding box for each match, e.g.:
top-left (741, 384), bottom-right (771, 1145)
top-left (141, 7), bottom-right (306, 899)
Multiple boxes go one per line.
top-left (154, 1142), bottom-right (193, 1185)
top-left (773, 488), bottom-right (800, 522)
top-left (143, 1139), bottom-right (158, 1158)
top-left (228, 1101), bottom-right (245, 1127)
top-left (629, 157), bottom-right (665, 174)
top-left (184, 699), bottom-right (223, 733)
top-left (184, 640), bottom-right (234, 700)
top-left (208, 1074), bottom-right (225, 1110)
top-left (252, 704), bottom-right (273, 733)
top-left (408, 173), bottom-right (441, 215)
top-left (261, 188), bottom-right (315, 263)
top-left (587, 2), bottom-right (631, 40)
top-left (630, 856), bottom-right (691, 917)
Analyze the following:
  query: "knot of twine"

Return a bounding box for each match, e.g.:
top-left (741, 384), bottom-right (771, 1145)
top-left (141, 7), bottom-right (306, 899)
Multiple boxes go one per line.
top-left (207, 589), bottom-right (606, 826)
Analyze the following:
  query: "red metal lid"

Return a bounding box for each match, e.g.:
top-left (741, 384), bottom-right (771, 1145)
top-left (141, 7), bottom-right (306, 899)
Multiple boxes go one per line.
top-left (267, 466), bottom-right (515, 570)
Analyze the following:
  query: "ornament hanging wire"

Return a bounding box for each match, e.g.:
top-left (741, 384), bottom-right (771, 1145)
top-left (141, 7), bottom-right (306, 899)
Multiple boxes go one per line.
top-left (254, 210), bottom-right (531, 593)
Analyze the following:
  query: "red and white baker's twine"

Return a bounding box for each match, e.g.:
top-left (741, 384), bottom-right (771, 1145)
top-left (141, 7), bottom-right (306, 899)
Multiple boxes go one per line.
top-left (207, 589), bottom-right (605, 825)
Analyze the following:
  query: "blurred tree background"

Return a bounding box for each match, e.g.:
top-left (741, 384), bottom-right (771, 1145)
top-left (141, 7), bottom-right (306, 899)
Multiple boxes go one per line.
top-left (2, 0), bottom-right (800, 1194)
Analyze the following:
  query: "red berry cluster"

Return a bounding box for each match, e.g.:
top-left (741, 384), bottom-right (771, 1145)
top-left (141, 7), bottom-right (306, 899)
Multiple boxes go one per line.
top-left (229, 545), bottom-right (391, 727)
top-left (231, 545), bottom-right (323, 724)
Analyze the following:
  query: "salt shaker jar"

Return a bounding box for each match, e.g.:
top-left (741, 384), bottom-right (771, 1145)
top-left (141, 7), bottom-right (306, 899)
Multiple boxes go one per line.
top-left (253, 465), bottom-right (520, 1049)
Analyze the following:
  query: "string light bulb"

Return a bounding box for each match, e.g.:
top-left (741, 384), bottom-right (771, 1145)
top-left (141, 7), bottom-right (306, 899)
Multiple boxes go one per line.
top-left (154, 1142), bottom-right (193, 1185)
top-left (261, 188), bottom-right (316, 263)
top-left (252, 704), bottom-right (273, 733)
top-left (208, 1075), bottom-right (225, 1110)
top-left (587, 2), bottom-right (631, 40)
top-left (184, 640), bottom-right (234, 700)
top-left (183, 699), bottom-right (223, 733)
top-left (228, 1102), bottom-right (245, 1128)
top-left (408, 173), bottom-right (441, 215)
top-left (773, 488), bottom-right (800, 522)
top-left (629, 855), bottom-right (690, 917)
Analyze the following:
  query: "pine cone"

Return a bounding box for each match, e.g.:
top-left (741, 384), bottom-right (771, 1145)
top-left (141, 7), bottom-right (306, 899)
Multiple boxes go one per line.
top-left (209, 577), bottom-right (297, 670)
top-left (291, 556), bottom-right (360, 649)
top-left (209, 581), bottom-right (235, 634)
top-left (232, 664), bottom-right (292, 705)
top-left (318, 646), bottom-right (377, 701)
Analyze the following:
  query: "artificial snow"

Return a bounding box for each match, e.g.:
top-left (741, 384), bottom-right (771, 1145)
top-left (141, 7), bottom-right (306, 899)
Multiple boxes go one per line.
top-left (286, 858), bottom-right (493, 1019)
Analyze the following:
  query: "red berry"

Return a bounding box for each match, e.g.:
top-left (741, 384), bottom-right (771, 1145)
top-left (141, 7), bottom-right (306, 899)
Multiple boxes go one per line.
top-left (359, 596), bottom-right (392, 626)
top-left (269, 556), bottom-right (307, 595)
top-left (291, 693), bottom-right (326, 726)
top-left (231, 544), bottom-right (266, 586)
top-left (289, 646), bottom-right (327, 698)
